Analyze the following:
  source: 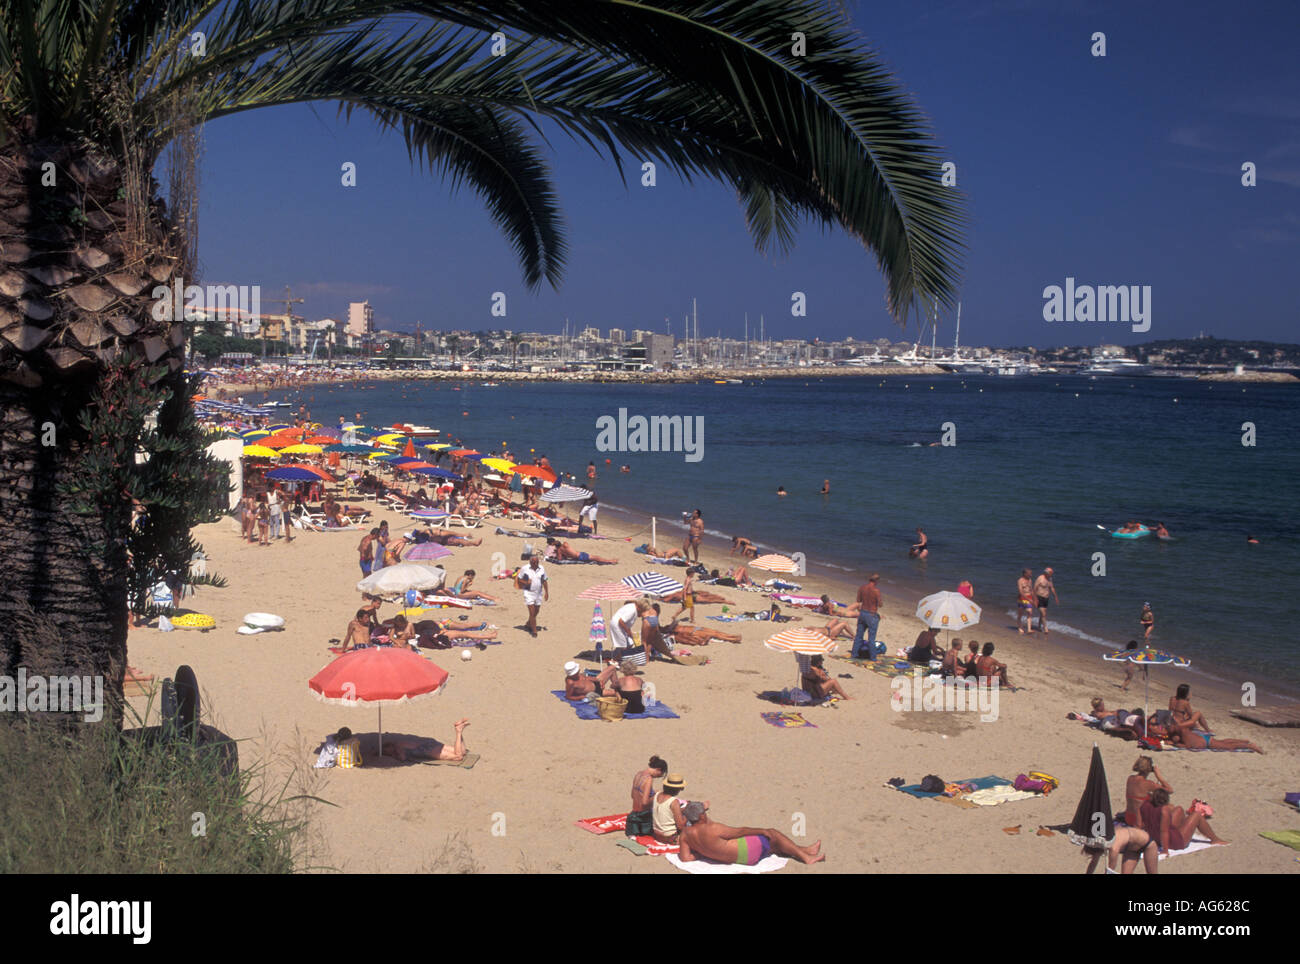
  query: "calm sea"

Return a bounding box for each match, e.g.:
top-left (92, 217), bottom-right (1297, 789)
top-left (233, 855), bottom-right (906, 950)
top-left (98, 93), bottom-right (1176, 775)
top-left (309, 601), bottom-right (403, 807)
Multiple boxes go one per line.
top-left (255, 374), bottom-right (1300, 691)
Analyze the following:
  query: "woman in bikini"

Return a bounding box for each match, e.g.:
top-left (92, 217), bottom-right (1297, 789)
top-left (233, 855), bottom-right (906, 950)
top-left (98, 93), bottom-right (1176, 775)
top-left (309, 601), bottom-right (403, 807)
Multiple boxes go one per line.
top-left (1125, 756), bottom-right (1172, 829)
top-left (1167, 725), bottom-right (1262, 753)
top-left (1168, 684), bottom-right (1211, 732)
top-left (1142, 787), bottom-right (1228, 855)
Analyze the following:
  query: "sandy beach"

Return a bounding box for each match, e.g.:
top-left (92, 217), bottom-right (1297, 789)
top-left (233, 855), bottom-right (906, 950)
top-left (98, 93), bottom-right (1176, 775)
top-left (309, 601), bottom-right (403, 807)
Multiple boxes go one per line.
top-left (125, 506), bottom-right (1299, 874)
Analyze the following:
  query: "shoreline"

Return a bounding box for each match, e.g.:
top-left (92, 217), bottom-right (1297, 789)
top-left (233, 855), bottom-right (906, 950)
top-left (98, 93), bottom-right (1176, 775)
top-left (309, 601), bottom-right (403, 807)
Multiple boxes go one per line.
top-left (594, 502), bottom-right (1300, 714)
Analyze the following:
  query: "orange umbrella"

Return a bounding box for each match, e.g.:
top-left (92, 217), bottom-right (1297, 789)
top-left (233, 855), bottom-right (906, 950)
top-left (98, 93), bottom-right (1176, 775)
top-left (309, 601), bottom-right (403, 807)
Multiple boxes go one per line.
top-left (283, 463), bottom-right (334, 481)
top-left (513, 464), bottom-right (557, 484)
top-left (449, 449), bottom-right (481, 457)
top-left (402, 438), bottom-right (417, 458)
top-left (258, 434), bottom-right (302, 449)
top-left (394, 461), bottom-right (435, 471)
top-left (303, 435), bottom-right (336, 446)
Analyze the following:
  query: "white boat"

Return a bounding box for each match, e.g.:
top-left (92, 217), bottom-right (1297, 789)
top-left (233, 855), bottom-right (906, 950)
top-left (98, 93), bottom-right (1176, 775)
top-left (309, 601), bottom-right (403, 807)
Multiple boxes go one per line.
top-left (841, 350), bottom-right (887, 367)
top-left (892, 344), bottom-right (930, 366)
top-left (1080, 358), bottom-right (1151, 376)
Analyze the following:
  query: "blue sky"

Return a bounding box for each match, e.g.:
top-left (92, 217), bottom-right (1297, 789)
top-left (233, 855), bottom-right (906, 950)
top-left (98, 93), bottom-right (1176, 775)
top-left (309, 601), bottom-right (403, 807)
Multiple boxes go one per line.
top-left (193, 0), bottom-right (1298, 346)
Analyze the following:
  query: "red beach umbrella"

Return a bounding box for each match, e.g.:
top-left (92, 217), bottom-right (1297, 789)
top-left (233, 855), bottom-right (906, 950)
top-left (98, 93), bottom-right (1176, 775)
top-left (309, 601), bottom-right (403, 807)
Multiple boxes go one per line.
top-left (308, 647), bottom-right (449, 758)
top-left (513, 464), bottom-right (557, 484)
top-left (402, 438), bottom-right (417, 458)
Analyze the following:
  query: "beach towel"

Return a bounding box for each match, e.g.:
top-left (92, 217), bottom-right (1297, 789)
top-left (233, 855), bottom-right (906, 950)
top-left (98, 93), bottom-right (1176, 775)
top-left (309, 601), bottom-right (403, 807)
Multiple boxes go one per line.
top-left (550, 690), bottom-right (680, 720)
top-left (419, 752), bottom-right (480, 769)
top-left (664, 853), bottom-right (789, 874)
top-left (1259, 830), bottom-right (1300, 852)
top-left (616, 836), bottom-right (679, 856)
top-left (761, 711), bottom-right (818, 728)
top-left (891, 776), bottom-right (1030, 808)
top-left (1111, 819), bottom-right (1221, 859)
top-left (767, 593), bottom-right (823, 608)
top-left (830, 653), bottom-right (929, 680)
top-left (707, 614), bottom-right (746, 623)
top-left (576, 813), bottom-right (627, 835)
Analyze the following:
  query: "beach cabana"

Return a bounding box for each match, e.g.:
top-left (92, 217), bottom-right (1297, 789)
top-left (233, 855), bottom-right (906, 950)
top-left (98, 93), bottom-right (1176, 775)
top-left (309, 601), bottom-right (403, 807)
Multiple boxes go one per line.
top-left (308, 647), bottom-right (448, 759)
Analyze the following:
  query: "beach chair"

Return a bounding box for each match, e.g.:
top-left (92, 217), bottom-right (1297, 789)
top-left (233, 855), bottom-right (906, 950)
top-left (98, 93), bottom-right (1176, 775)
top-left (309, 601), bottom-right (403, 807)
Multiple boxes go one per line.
top-left (295, 507), bottom-right (327, 531)
top-left (444, 512), bottom-right (483, 529)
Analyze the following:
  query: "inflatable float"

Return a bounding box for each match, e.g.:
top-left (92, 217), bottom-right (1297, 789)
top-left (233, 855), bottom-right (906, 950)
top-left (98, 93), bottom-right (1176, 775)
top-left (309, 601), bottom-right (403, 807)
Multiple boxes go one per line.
top-left (1110, 525), bottom-right (1152, 539)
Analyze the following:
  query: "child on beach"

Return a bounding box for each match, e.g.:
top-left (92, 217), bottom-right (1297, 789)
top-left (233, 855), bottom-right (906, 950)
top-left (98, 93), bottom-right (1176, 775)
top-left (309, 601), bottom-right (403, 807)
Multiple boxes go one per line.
top-left (1119, 640), bottom-right (1139, 691)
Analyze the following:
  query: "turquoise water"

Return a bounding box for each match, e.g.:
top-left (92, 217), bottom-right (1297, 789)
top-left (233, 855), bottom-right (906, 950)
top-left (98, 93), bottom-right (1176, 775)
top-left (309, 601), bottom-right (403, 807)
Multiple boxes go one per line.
top-left (261, 374), bottom-right (1300, 690)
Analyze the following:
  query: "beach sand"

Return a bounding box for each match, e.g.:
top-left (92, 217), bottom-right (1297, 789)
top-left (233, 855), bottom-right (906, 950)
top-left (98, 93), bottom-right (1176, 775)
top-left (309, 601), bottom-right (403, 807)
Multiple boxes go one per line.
top-left (126, 507), bottom-right (1299, 874)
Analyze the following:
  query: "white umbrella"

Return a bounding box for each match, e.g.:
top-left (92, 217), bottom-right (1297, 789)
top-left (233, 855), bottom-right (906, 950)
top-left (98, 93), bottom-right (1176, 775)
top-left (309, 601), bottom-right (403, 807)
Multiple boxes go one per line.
top-left (915, 591), bottom-right (981, 632)
top-left (357, 563), bottom-right (448, 595)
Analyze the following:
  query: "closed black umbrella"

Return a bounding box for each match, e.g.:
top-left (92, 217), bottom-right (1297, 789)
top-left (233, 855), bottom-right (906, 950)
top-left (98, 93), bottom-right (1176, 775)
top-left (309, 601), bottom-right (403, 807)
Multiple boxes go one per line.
top-left (1068, 744), bottom-right (1114, 849)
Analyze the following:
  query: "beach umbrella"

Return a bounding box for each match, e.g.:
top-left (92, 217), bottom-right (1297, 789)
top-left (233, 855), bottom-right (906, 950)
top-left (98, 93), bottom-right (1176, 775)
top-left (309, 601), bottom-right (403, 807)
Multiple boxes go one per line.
top-left (240, 429), bottom-right (270, 439)
top-left (589, 604), bottom-right (607, 646)
top-left (402, 439), bottom-right (417, 458)
top-left (389, 456), bottom-right (423, 465)
top-left (915, 591), bottom-right (981, 631)
top-left (369, 451), bottom-right (401, 461)
top-left (265, 467), bottom-right (321, 482)
top-left (449, 448), bottom-right (481, 458)
top-left (405, 541), bottom-right (454, 561)
top-left (308, 647), bottom-right (449, 758)
top-left (513, 464), bottom-right (557, 484)
top-left (265, 424), bottom-right (293, 431)
top-left (751, 553), bottom-right (799, 574)
top-left (423, 443), bottom-right (452, 451)
top-left (541, 484), bottom-right (592, 503)
top-left (409, 508), bottom-right (449, 521)
top-left (408, 465), bottom-right (462, 481)
top-left (578, 581), bottom-right (638, 601)
top-left (282, 463), bottom-right (335, 481)
top-left (280, 443), bottom-right (323, 455)
top-left (763, 626), bottom-right (838, 655)
top-left (325, 444), bottom-right (374, 454)
top-left (241, 445), bottom-right (280, 459)
top-left (394, 461), bottom-right (436, 471)
top-left (1101, 646), bottom-right (1190, 736)
top-left (1067, 744), bottom-right (1114, 850)
top-left (621, 571), bottom-right (684, 597)
top-left (357, 563), bottom-right (448, 595)
top-left (481, 458), bottom-right (515, 474)
top-left (302, 435), bottom-right (337, 446)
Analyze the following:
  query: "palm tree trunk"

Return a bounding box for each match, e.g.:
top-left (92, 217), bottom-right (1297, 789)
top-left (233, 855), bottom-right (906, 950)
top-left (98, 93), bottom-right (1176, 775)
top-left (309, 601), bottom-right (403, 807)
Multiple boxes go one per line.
top-left (0, 379), bottom-right (128, 725)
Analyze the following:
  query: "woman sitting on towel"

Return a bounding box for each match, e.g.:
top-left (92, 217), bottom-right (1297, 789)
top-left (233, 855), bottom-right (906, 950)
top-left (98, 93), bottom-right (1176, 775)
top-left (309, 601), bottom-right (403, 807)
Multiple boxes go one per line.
top-left (1125, 757), bottom-right (1173, 829)
top-left (1142, 788), bottom-right (1228, 855)
top-left (1166, 724), bottom-right (1262, 753)
top-left (386, 614), bottom-right (419, 650)
top-left (801, 655), bottom-right (851, 701)
top-left (612, 659), bottom-right (646, 714)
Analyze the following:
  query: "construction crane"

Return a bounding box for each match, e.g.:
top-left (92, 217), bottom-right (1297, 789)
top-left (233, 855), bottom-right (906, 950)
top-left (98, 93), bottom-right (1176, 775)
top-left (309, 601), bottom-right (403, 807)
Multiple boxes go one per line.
top-left (262, 285), bottom-right (305, 366)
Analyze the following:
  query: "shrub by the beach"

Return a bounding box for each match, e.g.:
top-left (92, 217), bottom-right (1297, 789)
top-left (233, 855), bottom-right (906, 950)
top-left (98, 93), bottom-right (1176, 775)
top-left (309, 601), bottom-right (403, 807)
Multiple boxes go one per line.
top-left (0, 715), bottom-right (312, 874)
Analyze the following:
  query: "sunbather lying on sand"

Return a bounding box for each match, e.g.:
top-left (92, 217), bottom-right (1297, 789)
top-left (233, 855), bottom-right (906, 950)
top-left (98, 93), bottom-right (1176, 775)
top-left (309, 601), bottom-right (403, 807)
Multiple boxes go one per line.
top-left (1167, 723), bottom-right (1262, 753)
top-left (424, 526), bottom-right (482, 547)
top-left (706, 567), bottom-right (752, 587)
top-left (547, 538), bottom-right (617, 564)
top-left (679, 802), bottom-right (824, 865)
top-left (662, 620), bottom-right (742, 645)
top-left (413, 618), bottom-right (497, 648)
top-left (382, 719), bottom-right (470, 762)
top-left (816, 595), bottom-right (859, 639)
top-left (639, 543), bottom-right (685, 560)
top-left (446, 569), bottom-right (497, 602)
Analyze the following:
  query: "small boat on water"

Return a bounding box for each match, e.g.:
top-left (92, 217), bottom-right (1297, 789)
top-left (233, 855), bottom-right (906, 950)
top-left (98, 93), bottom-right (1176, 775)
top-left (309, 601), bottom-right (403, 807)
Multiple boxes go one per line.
top-left (1109, 524), bottom-right (1151, 540)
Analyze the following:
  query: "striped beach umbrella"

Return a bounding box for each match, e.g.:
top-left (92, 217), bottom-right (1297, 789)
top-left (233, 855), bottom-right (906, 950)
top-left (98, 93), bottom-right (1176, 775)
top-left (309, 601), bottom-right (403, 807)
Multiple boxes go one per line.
top-left (752, 553), bottom-right (800, 574)
top-left (589, 604), bottom-right (607, 645)
top-left (578, 581), bottom-right (637, 601)
top-left (621, 571), bottom-right (684, 597)
top-left (542, 484), bottom-right (592, 503)
top-left (763, 626), bottom-right (838, 655)
top-left (405, 541), bottom-right (453, 561)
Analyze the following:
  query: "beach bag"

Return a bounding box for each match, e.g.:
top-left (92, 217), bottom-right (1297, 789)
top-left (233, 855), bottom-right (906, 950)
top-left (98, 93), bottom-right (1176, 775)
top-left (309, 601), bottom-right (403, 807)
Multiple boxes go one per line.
top-left (625, 809), bottom-right (653, 836)
top-left (1014, 774), bottom-right (1050, 794)
top-left (872, 640), bottom-right (887, 657)
top-left (1028, 771), bottom-right (1060, 791)
top-left (781, 687), bottom-right (813, 706)
top-left (919, 775), bottom-right (946, 794)
top-left (595, 696), bottom-right (627, 722)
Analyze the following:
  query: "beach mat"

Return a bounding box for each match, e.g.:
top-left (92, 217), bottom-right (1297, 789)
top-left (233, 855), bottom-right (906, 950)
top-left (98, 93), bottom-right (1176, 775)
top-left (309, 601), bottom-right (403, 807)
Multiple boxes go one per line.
top-left (891, 775), bottom-right (1038, 808)
top-left (616, 836), bottom-right (679, 856)
top-left (892, 774), bottom-right (1008, 799)
top-left (1259, 830), bottom-right (1300, 852)
top-left (831, 654), bottom-right (928, 680)
top-left (576, 813), bottom-right (627, 835)
top-left (419, 752), bottom-right (479, 769)
top-left (664, 853), bottom-right (789, 874)
top-left (550, 691), bottom-right (681, 720)
top-left (761, 711), bottom-right (818, 728)
top-left (1230, 706), bottom-right (1300, 728)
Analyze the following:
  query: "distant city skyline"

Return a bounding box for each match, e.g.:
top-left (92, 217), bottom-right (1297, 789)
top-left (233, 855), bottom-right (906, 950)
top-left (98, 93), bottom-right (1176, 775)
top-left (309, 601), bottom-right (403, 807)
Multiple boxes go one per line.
top-left (191, 1), bottom-right (1298, 347)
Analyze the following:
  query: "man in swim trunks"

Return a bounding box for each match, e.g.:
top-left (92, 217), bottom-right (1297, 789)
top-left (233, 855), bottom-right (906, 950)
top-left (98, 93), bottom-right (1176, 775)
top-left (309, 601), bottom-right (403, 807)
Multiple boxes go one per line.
top-left (1033, 567), bottom-right (1058, 634)
top-left (683, 509), bottom-right (704, 563)
top-left (551, 539), bottom-right (617, 564)
top-left (678, 802), bottom-right (824, 865)
top-left (1016, 568), bottom-right (1035, 634)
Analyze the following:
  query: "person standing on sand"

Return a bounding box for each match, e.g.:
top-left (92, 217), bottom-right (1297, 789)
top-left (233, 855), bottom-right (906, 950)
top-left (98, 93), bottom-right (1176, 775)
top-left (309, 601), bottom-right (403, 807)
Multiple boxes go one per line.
top-left (684, 509), bottom-right (704, 564)
top-left (517, 553), bottom-right (548, 637)
top-left (670, 569), bottom-right (696, 624)
top-left (1016, 569), bottom-right (1035, 634)
top-left (1033, 567), bottom-right (1058, 634)
top-left (851, 573), bottom-right (882, 660)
